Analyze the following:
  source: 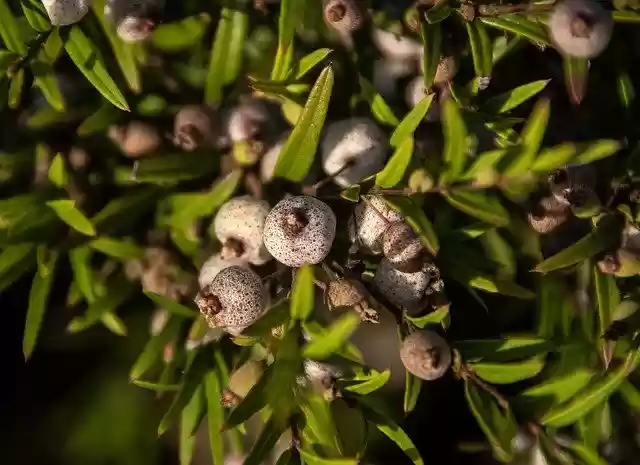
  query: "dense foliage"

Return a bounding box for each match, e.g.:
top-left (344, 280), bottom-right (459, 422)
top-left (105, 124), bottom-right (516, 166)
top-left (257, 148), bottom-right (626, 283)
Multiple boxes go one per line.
top-left (5, 0), bottom-right (640, 464)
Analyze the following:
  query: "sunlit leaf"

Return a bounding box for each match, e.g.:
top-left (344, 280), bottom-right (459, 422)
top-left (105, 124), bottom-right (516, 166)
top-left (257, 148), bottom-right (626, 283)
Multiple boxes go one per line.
top-left (144, 291), bottom-right (199, 319)
top-left (466, 21), bottom-right (492, 81)
top-left (405, 306), bottom-right (449, 328)
top-left (575, 139), bottom-right (622, 165)
top-left (390, 94), bottom-right (434, 147)
top-left (359, 76), bottom-right (399, 127)
top-left (291, 48), bottom-right (332, 79)
top-left (443, 190), bottom-right (509, 227)
top-left (515, 369), bottom-right (595, 415)
top-left (271, 0), bottom-right (302, 80)
top-left (301, 393), bottom-right (342, 456)
top-left (470, 356), bottom-right (545, 384)
top-left (440, 98), bottom-right (468, 182)
top-left (340, 369), bottom-right (391, 395)
top-left (48, 153), bottom-right (68, 187)
top-left (88, 236), bottom-right (145, 260)
top-left (291, 265), bottom-right (314, 321)
top-left (303, 312), bottom-right (360, 360)
top-left (376, 137), bottom-right (413, 188)
top-left (404, 371), bottom-right (422, 413)
top-left (455, 337), bottom-right (551, 363)
top-left (484, 80), bottom-right (550, 114)
top-left (132, 379), bottom-right (180, 392)
top-left (563, 55), bottom-right (588, 105)
top-left (383, 196), bottom-right (439, 255)
top-left (67, 278), bottom-right (136, 332)
top-left (479, 15), bottom-right (550, 46)
top-left (504, 98), bottom-right (550, 176)
top-left (617, 71), bottom-right (635, 108)
top-left (0, 0), bottom-right (28, 54)
top-left (46, 199), bottom-right (96, 236)
top-left (480, 229), bottom-right (516, 280)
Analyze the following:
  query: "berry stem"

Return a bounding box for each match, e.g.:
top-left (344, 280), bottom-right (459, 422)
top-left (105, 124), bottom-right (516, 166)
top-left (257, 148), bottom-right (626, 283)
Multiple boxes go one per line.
top-left (303, 159), bottom-right (355, 195)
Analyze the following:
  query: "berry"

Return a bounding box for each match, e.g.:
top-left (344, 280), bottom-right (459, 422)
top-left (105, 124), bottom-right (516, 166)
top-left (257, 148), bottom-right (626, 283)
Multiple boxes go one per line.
top-left (373, 258), bottom-right (431, 314)
top-left (373, 58), bottom-right (415, 101)
top-left (598, 248), bottom-right (640, 277)
top-left (194, 266), bottom-right (266, 335)
top-left (405, 77), bottom-right (448, 122)
top-left (549, 0), bottom-right (613, 58)
top-left (173, 105), bottom-right (217, 152)
top-left (419, 54), bottom-right (459, 85)
top-left (549, 165), bottom-right (597, 205)
top-left (260, 133), bottom-right (288, 182)
top-left (324, 0), bottom-right (365, 33)
top-left (263, 195), bottom-right (337, 267)
top-left (399, 330), bottom-right (451, 381)
top-left (382, 222), bottom-right (426, 272)
top-left (527, 196), bottom-right (571, 234)
top-left (198, 252), bottom-right (249, 288)
top-left (224, 99), bottom-right (271, 143)
top-left (349, 196), bottom-right (403, 254)
top-left (105, 0), bottom-right (163, 43)
top-left (42, 0), bottom-right (90, 26)
top-left (213, 196), bottom-right (271, 265)
top-left (372, 28), bottom-right (422, 60)
top-left (326, 278), bottom-right (379, 322)
top-left (108, 121), bottom-right (161, 157)
top-left (321, 118), bottom-right (388, 187)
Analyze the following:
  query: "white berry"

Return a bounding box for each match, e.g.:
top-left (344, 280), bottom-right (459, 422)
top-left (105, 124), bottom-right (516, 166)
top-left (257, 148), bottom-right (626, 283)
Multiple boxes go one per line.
top-left (400, 330), bottom-right (451, 381)
top-left (373, 258), bottom-right (430, 314)
top-left (43, 0), bottom-right (90, 26)
top-left (198, 252), bottom-right (249, 288)
top-left (549, 0), bottom-right (613, 58)
top-left (349, 196), bottom-right (403, 254)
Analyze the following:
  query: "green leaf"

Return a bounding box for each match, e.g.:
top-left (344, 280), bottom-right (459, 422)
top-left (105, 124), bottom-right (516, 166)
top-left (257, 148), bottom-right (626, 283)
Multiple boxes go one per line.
top-left (116, 152), bottom-right (217, 185)
top-left (462, 149), bottom-right (507, 181)
top-left (340, 369), bottom-right (390, 395)
top-left (405, 306), bottom-right (449, 328)
top-left (425, 1), bottom-right (452, 23)
top-left (68, 246), bottom-right (96, 302)
top-left (443, 190), bottom-right (509, 227)
top-left (0, 243), bottom-right (36, 292)
top-left (132, 379), bottom-right (180, 392)
top-left (274, 65), bottom-right (333, 182)
top-left (23, 249), bottom-right (58, 360)
top-left (619, 381), bottom-right (640, 412)
top-left (440, 98), bottom-right (468, 182)
top-left (298, 449), bottom-right (357, 465)
top-left (303, 312), bottom-right (360, 360)
top-left (464, 379), bottom-right (516, 462)
top-left (46, 199), bottom-right (96, 236)
top-left (535, 215), bottom-right (622, 273)
top-left (0, 0), bottom-right (27, 54)
top-left (563, 55), bottom-right (588, 105)
top-left (612, 10), bottom-right (640, 22)
top-left (515, 369), bottom-right (595, 414)
top-left (484, 80), bottom-right (550, 114)
top-left (8, 68), bottom-right (24, 109)
top-left (531, 143), bottom-right (577, 173)
top-left (91, 0), bottom-right (141, 93)
top-left (390, 94), bottom-right (434, 147)
top-left (180, 385), bottom-right (205, 465)
top-left (152, 14), bottom-right (210, 52)
top-left (404, 371), bottom-right (422, 414)
top-left (300, 394), bottom-right (342, 455)
top-left (64, 26), bottom-right (129, 111)
top-left (144, 291), bottom-right (199, 319)
top-left (376, 137), bottom-right (413, 188)
top-left (48, 153), bottom-right (68, 187)
top-left (593, 268), bottom-right (619, 340)
top-left (244, 416), bottom-right (288, 465)
top-left (77, 102), bottom-right (121, 136)
top-left (359, 400), bottom-right (424, 465)
top-left (271, 0), bottom-right (302, 80)
top-left (244, 299), bottom-right (291, 338)
top-left (158, 349), bottom-right (211, 435)
top-left (225, 365), bottom-right (272, 430)
top-left (88, 236), bottom-right (145, 260)
top-left (567, 442), bottom-right (608, 465)
top-left (291, 265), bottom-right (314, 321)
top-left (504, 98), bottom-right (550, 175)
top-left (480, 229), bottom-right (516, 280)
top-left (291, 48), bottom-right (332, 79)
top-left (92, 189), bottom-right (161, 234)
top-left (67, 278), bottom-right (136, 332)
top-left (575, 139), bottom-right (622, 165)
top-left (383, 196), bottom-right (439, 255)
top-left (359, 76), bottom-right (399, 127)
top-left (205, 7), bottom-right (248, 104)
top-left (617, 72), bottom-right (635, 108)
top-left (21, 0), bottom-right (50, 32)
top-left (420, 20), bottom-right (441, 89)
top-left (205, 371), bottom-right (225, 465)
top-left (470, 356), bottom-right (545, 384)
top-left (541, 346), bottom-right (640, 427)
top-left (466, 21), bottom-right (492, 80)
top-left (537, 276), bottom-right (571, 339)
top-left (455, 337), bottom-right (551, 363)
top-left (340, 185), bottom-right (361, 202)
top-left (479, 15), bottom-right (550, 46)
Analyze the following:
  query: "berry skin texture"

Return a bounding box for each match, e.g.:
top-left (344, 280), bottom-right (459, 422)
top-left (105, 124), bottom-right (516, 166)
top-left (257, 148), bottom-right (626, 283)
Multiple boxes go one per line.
top-left (194, 266), bottom-right (266, 335)
top-left (400, 330), bottom-right (452, 381)
top-left (173, 105), bottom-right (217, 152)
top-left (373, 258), bottom-right (430, 314)
top-left (198, 252), bottom-right (249, 288)
top-left (213, 196), bottom-right (271, 265)
top-left (321, 118), bottom-right (388, 187)
top-left (324, 0), bottom-right (365, 33)
top-left (382, 222), bottom-right (426, 272)
top-left (349, 196), bottom-right (403, 255)
top-left (43, 0), bottom-right (90, 26)
top-left (108, 121), bottom-right (161, 157)
top-left (549, 0), bottom-right (613, 58)
top-left (527, 196), bottom-right (571, 234)
top-left (263, 195), bottom-right (337, 267)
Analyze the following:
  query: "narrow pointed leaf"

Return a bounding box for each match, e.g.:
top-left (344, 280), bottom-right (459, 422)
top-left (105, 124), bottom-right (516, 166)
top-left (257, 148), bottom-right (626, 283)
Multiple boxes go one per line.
top-left (619, 381), bottom-right (640, 412)
top-left (67, 278), bottom-right (136, 332)
top-left (568, 442), bottom-right (608, 465)
top-left (479, 16), bottom-right (550, 46)
top-left (77, 102), bottom-right (120, 136)
top-left (505, 98), bottom-right (550, 175)
top-left (291, 265), bottom-right (314, 321)
top-left (443, 190), bottom-right (509, 226)
top-left (272, 0), bottom-right (302, 80)
top-left (21, 0), bottom-right (50, 31)
top-left (440, 98), bottom-right (468, 181)
top-left (470, 356), bottom-right (545, 384)
top-left (298, 450), bottom-right (357, 465)
top-left (130, 316), bottom-right (183, 380)
top-left (383, 196), bottom-right (439, 254)
top-left (466, 21), bottom-right (492, 81)
top-left (617, 72), bottom-right (635, 108)
top-left (593, 268), bottom-right (619, 341)
top-left (245, 416), bottom-right (288, 465)
top-left (376, 137), bottom-right (414, 188)
top-left (455, 337), bottom-right (551, 363)
top-left (274, 66), bottom-right (333, 181)
top-left (244, 299), bottom-right (291, 337)
top-left (46, 199), bottom-right (96, 236)
top-left (515, 369), bottom-right (595, 414)
top-left (180, 385), bottom-right (205, 465)
top-left (0, 244), bottom-right (36, 292)
top-left (302, 312), bottom-right (360, 360)
top-left (88, 237), bottom-right (145, 260)
top-left (8, 68), bottom-right (24, 109)
top-left (144, 291), bottom-right (199, 319)
top-left (532, 143), bottom-right (577, 173)
top-left (563, 55), bottom-right (588, 105)
top-left (340, 369), bottom-right (391, 395)
top-left (205, 7), bottom-right (248, 104)
top-left (404, 371), bottom-right (422, 413)
top-left (0, 0), bottom-right (27, 54)
top-left (64, 26), bottom-right (129, 111)
top-left (225, 365), bottom-right (272, 429)
top-left (292, 48), bottom-right (332, 79)
top-left (575, 139), bottom-right (622, 165)
top-left (132, 380), bottom-right (180, 392)
top-left (359, 76), bottom-right (399, 127)
top-left (405, 306), bottom-right (449, 328)
top-left (420, 20), bottom-right (441, 89)
top-left (300, 394), bottom-right (342, 455)
top-left (48, 153), bottom-right (68, 187)
top-left (205, 371), bottom-right (225, 465)
top-left (484, 80), bottom-right (550, 114)
top-left (390, 94), bottom-right (434, 147)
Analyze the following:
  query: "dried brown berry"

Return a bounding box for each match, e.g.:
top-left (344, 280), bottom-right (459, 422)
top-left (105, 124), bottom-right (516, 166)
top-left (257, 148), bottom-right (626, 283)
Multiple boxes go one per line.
top-left (400, 330), bottom-right (451, 381)
top-left (382, 222), bottom-right (426, 272)
top-left (326, 278), bottom-right (379, 323)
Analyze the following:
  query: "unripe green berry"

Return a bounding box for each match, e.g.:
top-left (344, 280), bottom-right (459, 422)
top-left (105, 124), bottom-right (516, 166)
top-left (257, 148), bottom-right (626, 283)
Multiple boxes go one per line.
top-left (400, 330), bottom-right (451, 381)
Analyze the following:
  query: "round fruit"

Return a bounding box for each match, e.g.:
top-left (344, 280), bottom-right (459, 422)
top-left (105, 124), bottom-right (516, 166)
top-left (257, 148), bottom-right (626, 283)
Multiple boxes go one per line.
top-left (372, 28), bottom-right (422, 60)
top-left (213, 196), bottom-right (271, 265)
top-left (105, 0), bottom-right (163, 42)
top-left (321, 118), bottom-right (388, 187)
top-left (260, 133), bottom-right (288, 182)
top-left (324, 0), bottom-right (365, 33)
top-left (381, 222), bottom-right (426, 272)
top-left (349, 196), bottom-right (403, 254)
top-left (224, 99), bottom-right (271, 143)
top-left (173, 105), bottom-right (217, 152)
top-left (527, 196), bottom-right (571, 234)
top-left (194, 266), bottom-right (266, 335)
top-left (549, 0), bottom-right (613, 58)
top-left (399, 330), bottom-right (452, 381)
top-left (43, 0), bottom-right (90, 26)
top-left (108, 121), bottom-right (161, 157)
top-left (263, 195), bottom-right (337, 267)
top-left (373, 258), bottom-right (431, 314)
top-left (198, 252), bottom-right (249, 288)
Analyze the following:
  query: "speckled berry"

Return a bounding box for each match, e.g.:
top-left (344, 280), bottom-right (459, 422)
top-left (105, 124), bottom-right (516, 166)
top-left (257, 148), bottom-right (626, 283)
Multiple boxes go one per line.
top-left (349, 196), bottom-right (403, 254)
top-left (527, 196), bottom-right (571, 234)
top-left (173, 105), bottom-right (216, 152)
top-left (105, 0), bottom-right (163, 42)
top-left (373, 258), bottom-right (430, 314)
top-left (198, 252), bottom-right (249, 288)
top-left (194, 266), bottom-right (266, 335)
top-left (372, 28), bottom-right (422, 60)
top-left (400, 330), bottom-right (451, 381)
top-left (213, 196), bottom-right (271, 265)
top-left (43, 0), bottom-right (90, 26)
top-left (321, 118), bottom-right (388, 187)
top-left (108, 121), bottom-right (161, 157)
top-left (324, 0), bottom-right (365, 33)
top-left (263, 196), bottom-right (336, 267)
top-left (302, 359), bottom-right (344, 390)
top-left (382, 222), bottom-right (426, 272)
top-left (224, 99), bottom-right (271, 143)
top-left (549, 0), bottom-right (613, 58)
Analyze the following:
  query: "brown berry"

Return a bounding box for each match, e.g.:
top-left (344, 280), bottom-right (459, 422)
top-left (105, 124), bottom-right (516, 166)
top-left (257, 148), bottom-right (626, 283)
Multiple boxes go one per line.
top-left (382, 222), bottom-right (426, 272)
top-left (400, 330), bottom-right (451, 381)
